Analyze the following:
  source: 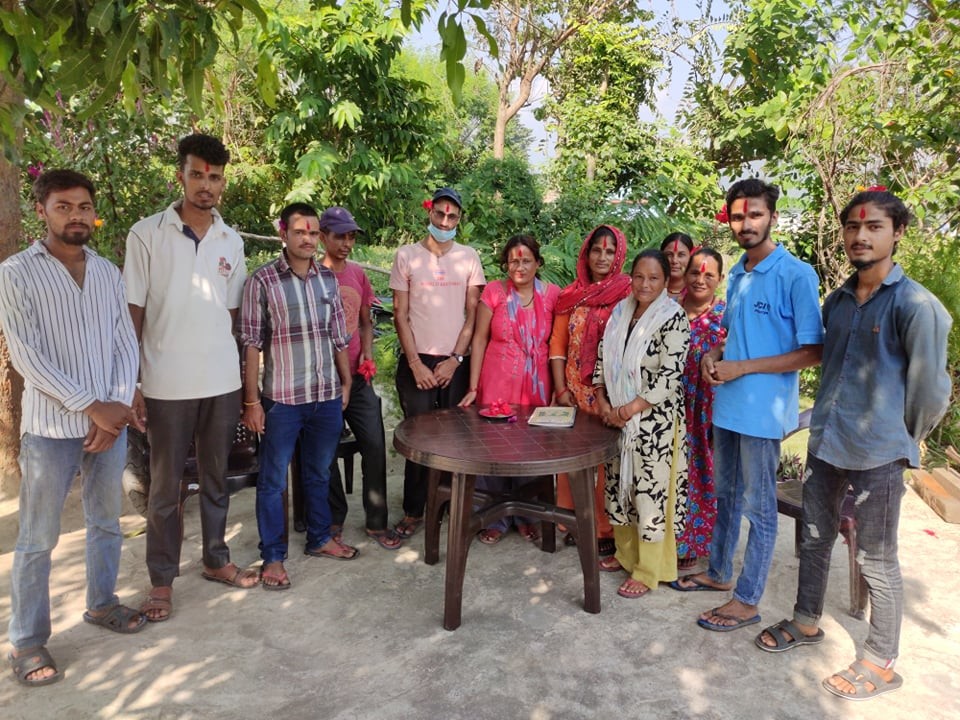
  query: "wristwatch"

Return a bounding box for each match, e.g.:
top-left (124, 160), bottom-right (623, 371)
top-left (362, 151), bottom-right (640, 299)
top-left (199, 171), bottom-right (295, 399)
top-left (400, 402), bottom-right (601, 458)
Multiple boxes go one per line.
top-left (450, 353), bottom-right (464, 364)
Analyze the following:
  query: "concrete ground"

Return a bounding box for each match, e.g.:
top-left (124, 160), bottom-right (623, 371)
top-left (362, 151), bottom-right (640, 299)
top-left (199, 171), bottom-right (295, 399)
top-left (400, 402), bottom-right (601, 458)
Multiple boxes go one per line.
top-left (1, 443), bottom-right (959, 720)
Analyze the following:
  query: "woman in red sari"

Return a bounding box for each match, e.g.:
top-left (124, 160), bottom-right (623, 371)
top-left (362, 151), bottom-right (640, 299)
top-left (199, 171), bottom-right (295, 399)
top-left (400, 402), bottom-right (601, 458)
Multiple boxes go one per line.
top-left (549, 225), bottom-right (632, 555)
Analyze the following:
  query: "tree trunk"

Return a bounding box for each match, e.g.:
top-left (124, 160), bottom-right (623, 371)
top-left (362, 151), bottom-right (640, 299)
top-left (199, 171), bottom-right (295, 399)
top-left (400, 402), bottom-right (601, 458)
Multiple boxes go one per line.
top-left (0, 193), bottom-right (23, 498)
top-left (0, 45), bottom-right (24, 497)
top-left (493, 107), bottom-right (508, 160)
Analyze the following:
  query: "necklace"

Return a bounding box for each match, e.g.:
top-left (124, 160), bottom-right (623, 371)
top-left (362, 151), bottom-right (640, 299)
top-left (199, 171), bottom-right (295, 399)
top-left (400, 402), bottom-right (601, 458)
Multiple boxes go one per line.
top-left (522, 295), bottom-right (534, 307)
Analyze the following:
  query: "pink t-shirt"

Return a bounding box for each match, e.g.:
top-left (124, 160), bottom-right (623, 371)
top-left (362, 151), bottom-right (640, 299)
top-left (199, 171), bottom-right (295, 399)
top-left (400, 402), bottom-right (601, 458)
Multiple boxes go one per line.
top-left (389, 241), bottom-right (486, 355)
top-left (332, 261), bottom-right (376, 374)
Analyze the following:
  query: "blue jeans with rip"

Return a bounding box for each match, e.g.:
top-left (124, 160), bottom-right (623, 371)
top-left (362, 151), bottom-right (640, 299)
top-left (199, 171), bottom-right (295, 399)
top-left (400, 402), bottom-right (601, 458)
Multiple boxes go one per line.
top-left (9, 431), bottom-right (127, 651)
top-left (794, 454), bottom-right (907, 666)
top-left (705, 427), bottom-right (781, 606)
top-left (257, 398), bottom-right (342, 562)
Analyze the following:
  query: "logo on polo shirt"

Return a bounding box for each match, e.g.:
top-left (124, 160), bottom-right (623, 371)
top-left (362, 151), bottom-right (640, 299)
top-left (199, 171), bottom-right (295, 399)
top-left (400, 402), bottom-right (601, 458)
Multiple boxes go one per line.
top-left (218, 257), bottom-right (232, 277)
top-left (753, 300), bottom-right (770, 315)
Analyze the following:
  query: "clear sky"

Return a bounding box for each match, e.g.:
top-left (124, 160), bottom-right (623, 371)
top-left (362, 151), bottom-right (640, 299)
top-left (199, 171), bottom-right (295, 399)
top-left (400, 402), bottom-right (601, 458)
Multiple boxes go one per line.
top-left (406, 1), bottom-right (730, 166)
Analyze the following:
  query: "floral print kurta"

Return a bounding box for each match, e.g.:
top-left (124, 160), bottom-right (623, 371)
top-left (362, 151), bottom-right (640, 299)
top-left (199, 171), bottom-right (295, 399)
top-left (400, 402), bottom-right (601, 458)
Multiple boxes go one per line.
top-left (677, 299), bottom-right (726, 559)
top-left (594, 311), bottom-right (690, 543)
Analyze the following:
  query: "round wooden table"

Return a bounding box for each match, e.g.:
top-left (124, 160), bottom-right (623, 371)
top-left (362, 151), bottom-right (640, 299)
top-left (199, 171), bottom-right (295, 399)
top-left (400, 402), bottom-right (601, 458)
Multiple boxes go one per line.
top-left (393, 405), bottom-right (620, 630)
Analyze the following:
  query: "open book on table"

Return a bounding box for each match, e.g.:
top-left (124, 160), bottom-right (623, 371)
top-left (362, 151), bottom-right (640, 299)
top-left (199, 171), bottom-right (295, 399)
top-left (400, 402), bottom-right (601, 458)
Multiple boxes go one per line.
top-left (527, 406), bottom-right (576, 428)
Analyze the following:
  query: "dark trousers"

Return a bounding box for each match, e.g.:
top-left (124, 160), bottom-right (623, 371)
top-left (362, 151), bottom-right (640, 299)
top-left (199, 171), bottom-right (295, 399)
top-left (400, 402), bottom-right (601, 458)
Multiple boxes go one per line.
top-left (395, 353), bottom-right (470, 518)
top-left (144, 390), bottom-right (241, 587)
top-left (328, 376), bottom-right (389, 531)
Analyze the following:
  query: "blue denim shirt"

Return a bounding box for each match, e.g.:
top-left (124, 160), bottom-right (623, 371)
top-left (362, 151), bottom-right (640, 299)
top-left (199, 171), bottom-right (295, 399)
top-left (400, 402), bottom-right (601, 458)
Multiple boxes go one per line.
top-left (809, 264), bottom-right (952, 469)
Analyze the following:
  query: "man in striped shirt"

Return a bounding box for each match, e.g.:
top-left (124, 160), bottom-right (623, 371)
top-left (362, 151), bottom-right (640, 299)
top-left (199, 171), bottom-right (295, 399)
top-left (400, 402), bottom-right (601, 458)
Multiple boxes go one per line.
top-left (0, 170), bottom-right (145, 687)
top-left (239, 202), bottom-right (354, 590)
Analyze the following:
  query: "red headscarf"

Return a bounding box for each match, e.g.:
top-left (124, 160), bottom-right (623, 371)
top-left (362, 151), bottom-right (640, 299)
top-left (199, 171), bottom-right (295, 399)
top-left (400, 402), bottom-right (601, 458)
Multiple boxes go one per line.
top-left (554, 224), bottom-right (632, 385)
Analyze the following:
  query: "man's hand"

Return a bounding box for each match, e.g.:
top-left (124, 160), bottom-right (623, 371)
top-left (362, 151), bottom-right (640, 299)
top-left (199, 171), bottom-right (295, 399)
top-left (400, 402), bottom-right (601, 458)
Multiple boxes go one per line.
top-left (411, 358), bottom-right (438, 391)
top-left (432, 357), bottom-right (459, 388)
top-left (701, 353), bottom-right (723, 386)
top-left (85, 400), bottom-right (134, 436)
top-left (710, 359), bottom-right (744, 384)
top-left (341, 381), bottom-right (352, 411)
top-left (83, 424), bottom-right (119, 453)
top-left (242, 402), bottom-right (265, 433)
top-left (131, 388), bottom-right (148, 431)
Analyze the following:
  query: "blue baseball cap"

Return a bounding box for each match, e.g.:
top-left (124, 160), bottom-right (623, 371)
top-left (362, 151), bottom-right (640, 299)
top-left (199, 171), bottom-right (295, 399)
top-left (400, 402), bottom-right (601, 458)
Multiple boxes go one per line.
top-left (431, 187), bottom-right (462, 209)
top-left (319, 206), bottom-right (363, 234)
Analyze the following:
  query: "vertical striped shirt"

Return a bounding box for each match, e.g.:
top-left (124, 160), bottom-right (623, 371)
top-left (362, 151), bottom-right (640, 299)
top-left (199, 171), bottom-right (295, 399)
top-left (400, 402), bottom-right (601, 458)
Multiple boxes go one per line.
top-left (239, 252), bottom-right (348, 404)
top-left (0, 241), bottom-right (139, 439)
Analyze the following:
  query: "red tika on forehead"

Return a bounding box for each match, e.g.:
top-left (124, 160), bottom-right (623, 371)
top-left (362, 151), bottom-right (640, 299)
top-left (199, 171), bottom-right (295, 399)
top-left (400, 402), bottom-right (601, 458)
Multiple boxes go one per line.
top-left (511, 248), bottom-right (524, 260)
top-left (205, 163), bottom-right (210, 172)
top-left (673, 238), bottom-right (679, 253)
top-left (601, 237), bottom-right (612, 251)
top-left (859, 206), bottom-right (866, 219)
top-left (699, 260), bottom-right (707, 274)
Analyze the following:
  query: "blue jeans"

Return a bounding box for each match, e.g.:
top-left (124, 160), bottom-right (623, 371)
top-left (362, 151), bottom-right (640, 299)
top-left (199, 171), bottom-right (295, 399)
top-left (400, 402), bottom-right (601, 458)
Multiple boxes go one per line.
top-left (9, 431), bottom-right (127, 651)
top-left (794, 454), bottom-right (907, 666)
top-left (706, 427), bottom-right (781, 606)
top-left (258, 398), bottom-right (342, 561)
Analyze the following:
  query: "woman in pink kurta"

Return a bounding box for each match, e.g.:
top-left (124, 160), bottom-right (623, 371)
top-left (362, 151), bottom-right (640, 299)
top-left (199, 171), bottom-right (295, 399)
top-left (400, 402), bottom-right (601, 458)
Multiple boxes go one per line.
top-left (459, 235), bottom-right (560, 543)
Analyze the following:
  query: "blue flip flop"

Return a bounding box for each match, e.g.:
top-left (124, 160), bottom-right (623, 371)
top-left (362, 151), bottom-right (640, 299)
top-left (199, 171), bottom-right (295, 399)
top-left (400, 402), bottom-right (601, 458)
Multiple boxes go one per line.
top-left (669, 574), bottom-right (731, 592)
top-left (697, 608), bottom-right (761, 632)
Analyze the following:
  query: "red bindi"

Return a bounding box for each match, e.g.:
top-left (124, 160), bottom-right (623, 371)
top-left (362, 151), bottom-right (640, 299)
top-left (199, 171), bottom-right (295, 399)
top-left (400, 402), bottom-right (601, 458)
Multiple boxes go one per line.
top-left (601, 238), bottom-right (612, 251)
top-left (205, 163), bottom-right (210, 172)
top-left (699, 260), bottom-right (707, 274)
top-left (673, 238), bottom-right (679, 253)
top-left (859, 206), bottom-right (866, 219)
top-left (511, 249), bottom-right (524, 261)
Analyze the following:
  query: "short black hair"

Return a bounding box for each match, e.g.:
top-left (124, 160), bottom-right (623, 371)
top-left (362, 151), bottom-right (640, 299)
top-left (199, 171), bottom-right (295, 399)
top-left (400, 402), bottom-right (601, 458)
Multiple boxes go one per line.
top-left (687, 247), bottom-right (724, 275)
top-left (839, 189), bottom-right (911, 231)
top-left (725, 178), bottom-right (780, 214)
top-left (279, 202), bottom-right (318, 230)
top-left (499, 234), bottom-right (543, 273)
top-left (660, 232), bottom-right (694, 253)
top-left (631, 248), bottom-right (670, 278)
top-left (33, 169), bottom-right (96, 205)
top-left (177, 133), bottom-right (230, 170)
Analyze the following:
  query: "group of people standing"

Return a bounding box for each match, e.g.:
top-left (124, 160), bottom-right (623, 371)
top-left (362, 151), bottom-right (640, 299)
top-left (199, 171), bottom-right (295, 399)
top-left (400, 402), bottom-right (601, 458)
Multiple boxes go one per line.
top-left (0, 134), bottom-right (951, 704)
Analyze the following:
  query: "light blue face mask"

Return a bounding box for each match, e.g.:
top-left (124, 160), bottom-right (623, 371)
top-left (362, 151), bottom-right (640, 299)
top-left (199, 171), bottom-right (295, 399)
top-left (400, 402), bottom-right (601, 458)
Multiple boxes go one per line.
top-left (428, 223), bottom-right (456, 243)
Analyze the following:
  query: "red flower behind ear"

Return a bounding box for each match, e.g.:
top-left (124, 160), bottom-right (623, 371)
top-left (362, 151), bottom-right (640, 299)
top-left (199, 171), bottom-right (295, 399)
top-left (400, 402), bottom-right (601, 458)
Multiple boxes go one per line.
top-left (715, 204), bottom-right (729, 223)
top-left (422, 199), bottom-right (433, 210)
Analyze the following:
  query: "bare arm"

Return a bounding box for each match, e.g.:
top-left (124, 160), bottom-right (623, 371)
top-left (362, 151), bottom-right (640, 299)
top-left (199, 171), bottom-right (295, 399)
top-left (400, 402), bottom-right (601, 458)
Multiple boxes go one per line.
top-left (457, 301), bottom-right (492, 408)
top-left (709, 344), bottom-right (822, 385)
top-left (128, 304), bottom-right (144, 341)
top-left (358, 302), bottom-right (374, 364)
top-left (434, 284), bottom-right (482, 388)
top-left (335, 348), bottom-right (352, 410)
top-left (241, 345), bottom-right (264, 433)
top-left (393, 289), bottom-right (437, 390)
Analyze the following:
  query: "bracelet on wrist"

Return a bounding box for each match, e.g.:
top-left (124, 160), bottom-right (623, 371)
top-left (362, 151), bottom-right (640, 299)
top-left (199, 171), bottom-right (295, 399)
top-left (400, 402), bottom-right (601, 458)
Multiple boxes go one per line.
top-left (556, 387), bottom-right (569, 396)
top-left (617, 405), bottom-right (628, 421)
top-left (243, 400), bottom-right (261, 407)
top-left (468, 387), bottom-right (478, 393)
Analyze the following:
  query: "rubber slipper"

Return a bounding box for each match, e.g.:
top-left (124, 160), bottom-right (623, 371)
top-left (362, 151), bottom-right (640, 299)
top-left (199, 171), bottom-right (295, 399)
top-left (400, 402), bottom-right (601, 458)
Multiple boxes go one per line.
top-left (669, 574), bottom-right (731, 592)
top-left (8, 647), bottom-right (62, 687)
top-left (599, 556), bottom-right (624, 573)
top-left (201, 564), bottom-right (259, 588)
top-left (822, 661), bottom-right (903, 701)
top-left (394, 516), bottom-right (423, 539)
top-left (260, 568), bottom-right (292, 591)
top-left (518, 524), bottom-right (540, 542)
top-left (83, 604), bottom-right (147, 634)
top-left (366, 528), bottom-right (403, 550)
top-left (478, 528), bottom-right (505, 545)
top-left (755, 619), bottom-right (824, 653)
top-left (697, 609), bottom-right (761, 632)
top-left (617, 579), bottom-right (650, 599)
top-left (140, 588), bottom-right (173, 623)
top-left (305, 539), bottom-right (359, 560)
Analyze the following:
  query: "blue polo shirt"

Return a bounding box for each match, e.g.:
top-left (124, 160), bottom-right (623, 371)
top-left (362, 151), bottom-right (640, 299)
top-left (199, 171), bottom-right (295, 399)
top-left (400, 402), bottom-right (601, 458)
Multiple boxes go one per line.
top-left (809, 265), bottom-right (952, 469)
top-left (713, 244), bottom-right (823, 439)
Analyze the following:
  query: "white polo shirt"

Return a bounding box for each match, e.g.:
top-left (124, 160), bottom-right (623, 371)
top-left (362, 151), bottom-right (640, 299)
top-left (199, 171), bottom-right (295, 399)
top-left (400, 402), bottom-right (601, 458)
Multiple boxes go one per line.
top-left (124, 202), bottom-right (246, 400)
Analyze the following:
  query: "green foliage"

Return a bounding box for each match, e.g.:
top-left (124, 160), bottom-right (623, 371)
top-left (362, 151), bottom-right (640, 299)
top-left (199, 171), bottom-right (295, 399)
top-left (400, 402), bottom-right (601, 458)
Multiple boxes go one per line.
top-left (0, 1), bottom-right (271, 155)
top-left (455, 155), bottom-right (543, 277)
top-left (259, 0), bottom-right (442, 246)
